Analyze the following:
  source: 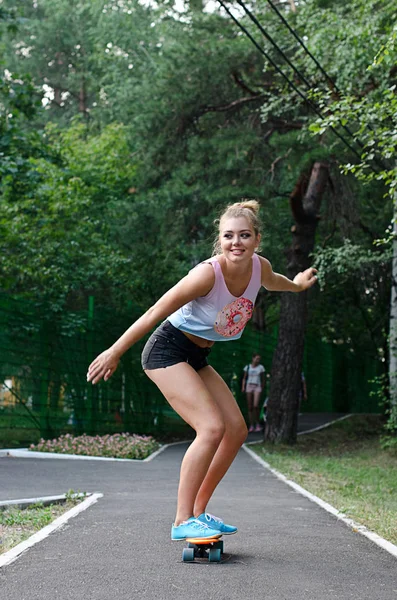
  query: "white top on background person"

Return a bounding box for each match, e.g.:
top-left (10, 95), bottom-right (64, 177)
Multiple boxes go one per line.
top-left (87, 199), bottom-right (318, 541)
top-left (243, 362), bottom-right (265, 387)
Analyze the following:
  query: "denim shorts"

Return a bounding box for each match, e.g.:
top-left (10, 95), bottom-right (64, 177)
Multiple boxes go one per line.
top-left (141, 321), bottom-right (211, 371)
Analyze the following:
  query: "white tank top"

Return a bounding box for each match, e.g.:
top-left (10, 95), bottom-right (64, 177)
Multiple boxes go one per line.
top-left (168, 254), bottom-right (262, 341)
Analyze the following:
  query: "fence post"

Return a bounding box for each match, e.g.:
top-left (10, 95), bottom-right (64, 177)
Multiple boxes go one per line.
top-left (86, 296), bottom-right (94, 434)
top-left (39, 324), bottom-right (50, 438)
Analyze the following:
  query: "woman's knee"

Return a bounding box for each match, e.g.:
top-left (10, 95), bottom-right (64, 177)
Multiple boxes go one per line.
top-left (238, 421), bottom-right (249, 443)
top-left (197, 420), bottom-right (226, 445)
top-left (220, 418), bottom-right (247, 447)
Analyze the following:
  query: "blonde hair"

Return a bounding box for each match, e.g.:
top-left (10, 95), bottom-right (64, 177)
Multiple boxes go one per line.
top-left (213, 199), bottom-right (262, 255)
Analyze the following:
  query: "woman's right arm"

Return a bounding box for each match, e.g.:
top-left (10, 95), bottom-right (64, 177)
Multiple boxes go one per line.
top-left (87, 264), bottom-right (215, 384)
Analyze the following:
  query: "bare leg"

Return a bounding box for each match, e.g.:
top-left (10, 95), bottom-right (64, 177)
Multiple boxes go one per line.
top-left (193, 366), bottom-right (248, 517)
top-left (246, 391), bottom-right (254, 428)
top-left (253, 390), bottom-right (262, 427)
top-left (145, 362), bottom-right (225, 525)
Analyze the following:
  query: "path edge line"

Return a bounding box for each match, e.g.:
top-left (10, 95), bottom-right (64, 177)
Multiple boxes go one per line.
top-left (0, 448), bottom-right (165, 463)
top-left (0, 492), bottom-right (103, 568)
top-left (0, 439), bottom-right (196, 463)
top-left (297, 414), bottom-right (352, 436)
top-left (242, 444), bottom-right (397, 559)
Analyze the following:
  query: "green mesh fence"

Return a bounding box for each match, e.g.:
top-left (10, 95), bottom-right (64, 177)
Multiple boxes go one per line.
top-left (0, 293), bottom-right (381, 447)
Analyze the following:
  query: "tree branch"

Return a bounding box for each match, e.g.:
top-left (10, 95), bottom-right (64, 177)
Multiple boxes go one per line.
top-left (269, 148), bottom-right (292, 181)
top-left (200, 94), bottom-right (265, 115)
top-left (231, 71), bottom-right (263, 97)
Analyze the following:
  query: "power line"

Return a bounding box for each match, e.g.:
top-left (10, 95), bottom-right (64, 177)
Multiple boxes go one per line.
top-left (234, 0), bottom-right (366, 152)
top-left (230, 0), bottom-right (390, 173)
top-left (264, 0), bottom-right (340, 92)
top-left (236, 0), bottom-right (313, 91)
top-left (217, 0), bottom-right (364, 161)
top-left (263, 0), bottom-right (391, 171)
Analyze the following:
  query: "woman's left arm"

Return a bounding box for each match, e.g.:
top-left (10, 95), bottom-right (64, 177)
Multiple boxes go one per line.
top-left (259, 256), bottom-right (317, 292)
top-left (260, 369), bottom-right (265, 388)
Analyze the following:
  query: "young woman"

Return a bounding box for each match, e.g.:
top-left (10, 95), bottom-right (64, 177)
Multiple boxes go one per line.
top-left (87, 200), bottom-right (317, 541)
top-left (242, 353), bottom-right (266, 433)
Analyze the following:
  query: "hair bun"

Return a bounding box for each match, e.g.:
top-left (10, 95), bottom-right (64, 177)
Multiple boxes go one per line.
top-left (228, 199), bottom-right (260, 216)
top-left (237, 199), bottom-right (260, 215)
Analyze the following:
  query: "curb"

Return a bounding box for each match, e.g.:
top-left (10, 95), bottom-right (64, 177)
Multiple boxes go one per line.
top-left (0, 446), bottom-right (168, 463)
top-left (242, 444), bottom-right (397, 559)
top-left (297, 414), bottom-right (352, 436)
top-left (0, 492), bottom-right (86, 511)
top-left (0, 492), bottom-right (103, 568)
top-left (245, 415), bottom-right (353, 446)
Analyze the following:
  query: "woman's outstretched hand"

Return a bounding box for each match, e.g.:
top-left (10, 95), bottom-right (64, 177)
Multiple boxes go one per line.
top-left (293, 268), bottom-right (318, 292)
top-left (87, 348), bottom-right (120, 384)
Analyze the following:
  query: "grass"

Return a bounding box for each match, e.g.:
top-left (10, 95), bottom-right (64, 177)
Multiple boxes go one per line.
top-left (251, 415), bottom-right (397, 545)
top-left (0, 491), bottom-right (84, 555)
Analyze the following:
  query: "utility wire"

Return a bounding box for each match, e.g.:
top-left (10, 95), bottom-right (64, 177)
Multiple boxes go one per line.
top-left (265, 0), bottom-right (392, 171)
top-left (236, 0), bottom-right (313, 91)
top-left (234, 0), bottom-right (365, 152)
top-left (217, 0), bottom-right (364, 161)
top-left (264, 0), bottom-right (340, 92)
top-left (235, 0), bottom-right (390, 172)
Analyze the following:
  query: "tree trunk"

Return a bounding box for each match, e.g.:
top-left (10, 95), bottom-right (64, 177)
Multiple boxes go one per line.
top-left (265, 161), bottom-right (329, 443)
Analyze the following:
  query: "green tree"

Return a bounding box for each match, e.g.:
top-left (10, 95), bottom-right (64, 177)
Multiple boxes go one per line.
top-left (0, 122), bottom-right (136, 312)
top-left (2, 0), bottom-right (106, 123)
top-left (308, 23), bottom-right (397, 431)
top-left (3, 0), bottom-right (394, 441)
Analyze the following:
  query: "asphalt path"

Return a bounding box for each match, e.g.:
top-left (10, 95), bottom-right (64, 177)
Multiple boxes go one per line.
top-left (0, 437), bottom-right (396, 600)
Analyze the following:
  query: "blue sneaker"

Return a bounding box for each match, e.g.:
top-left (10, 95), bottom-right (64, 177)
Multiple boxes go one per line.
top-left (196, 512), bottom-right (237, 535)
top-left (171, 517), bottom-right (222, 541)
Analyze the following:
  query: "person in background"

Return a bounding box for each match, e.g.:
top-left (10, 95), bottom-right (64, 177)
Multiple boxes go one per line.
top-left (242, 353), bottom-right (265, 432)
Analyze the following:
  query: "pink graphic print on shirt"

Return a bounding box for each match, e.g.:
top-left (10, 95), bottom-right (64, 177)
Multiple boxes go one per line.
top-left (214, 298), bottom-right (254, 338)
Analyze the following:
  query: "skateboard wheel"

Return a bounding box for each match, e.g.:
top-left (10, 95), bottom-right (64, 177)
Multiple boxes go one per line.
top-left (182, 548), bottom-right (195, 562)
top-left (187, 542), bottom-right (195, 549)
top-left (208, 548), bottom-right (221, 562)
top-left (213, 540), bottom-right (224, 554)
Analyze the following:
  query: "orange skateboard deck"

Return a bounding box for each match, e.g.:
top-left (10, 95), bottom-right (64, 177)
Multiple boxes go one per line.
top-left (182, 536), bottom-right (224, 562)
top-left (185, 536), bottom-right (221, 544)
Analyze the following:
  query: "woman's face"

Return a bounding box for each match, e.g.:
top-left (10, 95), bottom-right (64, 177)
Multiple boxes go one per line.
top-left (252, 354), bottom-right (261, 366)
top-left (219, 216), bottom-right (260, 262)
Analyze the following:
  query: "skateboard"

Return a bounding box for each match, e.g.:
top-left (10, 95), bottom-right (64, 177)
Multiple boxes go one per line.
top-left (182, 536), bottom-right (224, 563)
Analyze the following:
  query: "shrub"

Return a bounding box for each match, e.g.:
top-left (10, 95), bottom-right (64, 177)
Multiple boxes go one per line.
top-left (30, 433), bottom-right (160, 460)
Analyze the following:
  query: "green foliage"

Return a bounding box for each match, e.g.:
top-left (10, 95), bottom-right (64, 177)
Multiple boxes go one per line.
top-left (308, 22), bottom-right (397, 199)
top-left (2, 0), bottom-right (105, 124)
top-left (310, 240), bottom-right (390, 356)
top-left (0, 122), bottom-right (136, 311)
top-left (1, 0), bottom-right (395, 416)
top-left (314, 239), bottom-right (391, 283)
top-left (380, 435), bottom-right (397, 452)
top-left (369, 373), bottom-right (397, 445)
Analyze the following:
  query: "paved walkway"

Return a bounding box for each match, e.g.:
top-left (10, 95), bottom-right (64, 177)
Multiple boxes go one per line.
top-left (245, 412), bottom-right (349, 443)
top-left (0, 437), bottom-right (396, 600)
